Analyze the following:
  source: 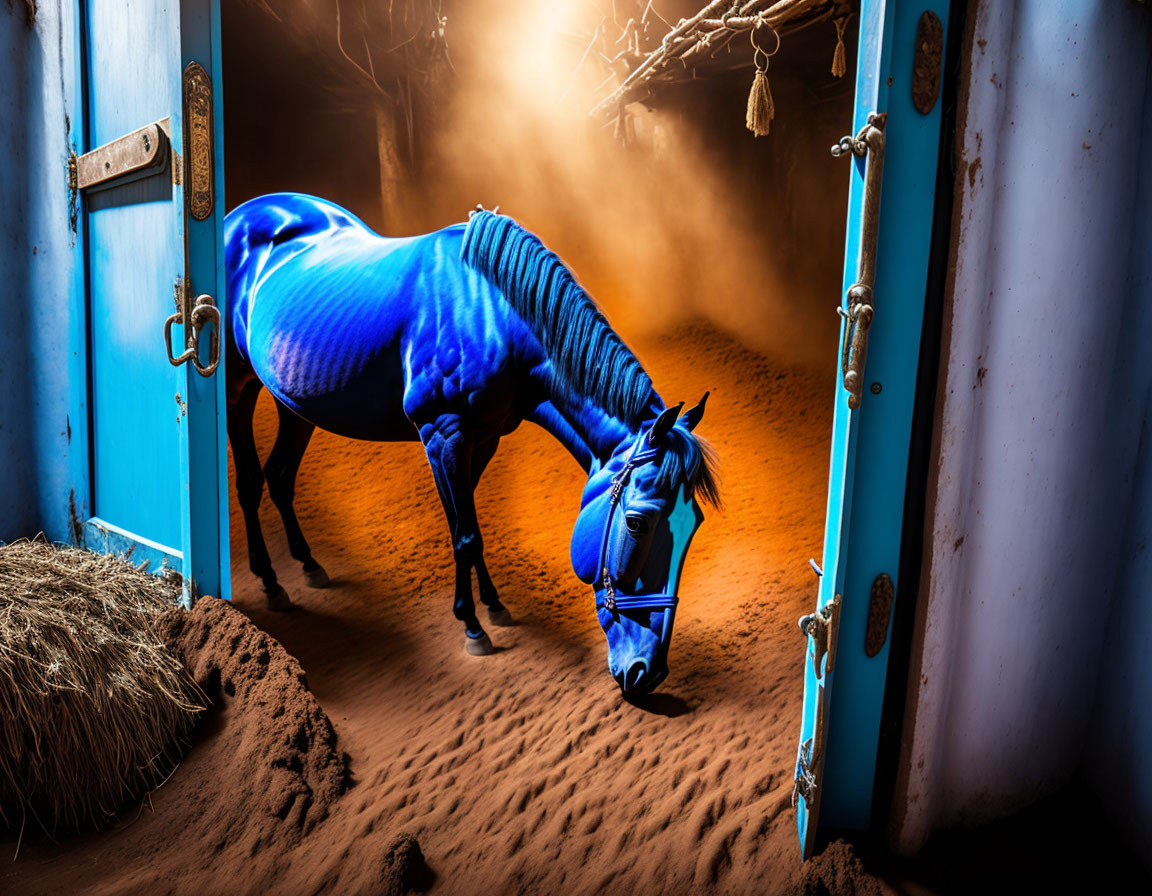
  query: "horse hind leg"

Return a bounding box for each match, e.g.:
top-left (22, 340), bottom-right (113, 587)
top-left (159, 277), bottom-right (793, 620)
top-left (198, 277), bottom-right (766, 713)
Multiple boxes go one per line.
top-left (471, 437), bottom-right (514, 627)
top-left (227, 378), bottom-right (292, 611)
top-left (264, 398), bottom-right (328, 588)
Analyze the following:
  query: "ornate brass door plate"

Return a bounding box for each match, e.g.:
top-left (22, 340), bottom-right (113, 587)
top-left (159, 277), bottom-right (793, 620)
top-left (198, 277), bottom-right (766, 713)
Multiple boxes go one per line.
top-left (182, 62), bottom-right (214, 221)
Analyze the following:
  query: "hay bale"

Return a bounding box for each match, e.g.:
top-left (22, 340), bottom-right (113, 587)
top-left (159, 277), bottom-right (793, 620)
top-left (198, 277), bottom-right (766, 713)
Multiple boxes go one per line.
top-left (0, 539), bottom-right (207, 834)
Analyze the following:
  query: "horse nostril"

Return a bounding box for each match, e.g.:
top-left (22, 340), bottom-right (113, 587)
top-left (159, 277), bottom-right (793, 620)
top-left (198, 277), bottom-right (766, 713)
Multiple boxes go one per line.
top-left (624, 659), bottom-right (649, 693)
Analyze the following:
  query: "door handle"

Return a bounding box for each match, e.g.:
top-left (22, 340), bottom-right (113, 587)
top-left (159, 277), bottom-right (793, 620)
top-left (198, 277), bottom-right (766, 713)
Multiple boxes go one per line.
top-left (164, 294), bottom-right (220, 377)
top-left (832, 112), bottom-right (886, 409)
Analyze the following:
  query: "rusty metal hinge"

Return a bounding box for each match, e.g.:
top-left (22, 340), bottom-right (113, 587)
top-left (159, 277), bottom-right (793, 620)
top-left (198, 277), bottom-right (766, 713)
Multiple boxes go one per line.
top-left (73, 121), bottom-right (170, 192)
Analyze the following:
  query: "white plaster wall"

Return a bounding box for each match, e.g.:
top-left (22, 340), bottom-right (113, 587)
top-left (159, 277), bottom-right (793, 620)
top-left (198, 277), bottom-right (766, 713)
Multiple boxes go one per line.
top-left (1084, 44), bottom-right (1152, 870)
top-left (892, 0), bottom-right (1152, 852)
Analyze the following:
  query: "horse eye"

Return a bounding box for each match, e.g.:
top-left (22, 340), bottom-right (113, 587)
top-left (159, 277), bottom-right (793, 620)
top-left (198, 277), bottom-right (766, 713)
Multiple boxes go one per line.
top-left (625, 514), bottom-right (649, 535)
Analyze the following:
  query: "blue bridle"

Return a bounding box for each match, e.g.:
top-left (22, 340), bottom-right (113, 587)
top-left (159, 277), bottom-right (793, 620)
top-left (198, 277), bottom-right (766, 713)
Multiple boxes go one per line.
top-left (595, 428), bottom-right (682, 615)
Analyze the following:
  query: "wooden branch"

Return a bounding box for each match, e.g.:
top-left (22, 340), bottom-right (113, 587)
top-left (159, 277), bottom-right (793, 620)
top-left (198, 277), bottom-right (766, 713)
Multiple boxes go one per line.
top-left (590, 0), bottom-right (848, 118)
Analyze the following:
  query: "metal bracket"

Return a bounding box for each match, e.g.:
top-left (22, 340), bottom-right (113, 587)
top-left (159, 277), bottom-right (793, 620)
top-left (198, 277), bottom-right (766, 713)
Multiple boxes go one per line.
top-left (832, 112), bottom-right (887, 409)
top-left (72, 120), bottom-right (170, 192)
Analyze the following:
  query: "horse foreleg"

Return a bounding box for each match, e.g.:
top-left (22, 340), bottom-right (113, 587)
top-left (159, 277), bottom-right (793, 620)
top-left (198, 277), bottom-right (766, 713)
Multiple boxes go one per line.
top-left (418, 417), bottom-right (496, 656)
top-left (264, 399), bottom-right (328, 588)
top-left (470, 437), bottom-right (514, 627)
top-left (227, 379), bottom-right (292, 611)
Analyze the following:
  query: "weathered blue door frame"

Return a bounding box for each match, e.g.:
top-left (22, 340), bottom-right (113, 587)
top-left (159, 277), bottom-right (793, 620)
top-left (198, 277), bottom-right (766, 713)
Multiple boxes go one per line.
top-left (67, 0), bottom-right (229, 605)
top-left (796, 0), bottom-right (954, 854)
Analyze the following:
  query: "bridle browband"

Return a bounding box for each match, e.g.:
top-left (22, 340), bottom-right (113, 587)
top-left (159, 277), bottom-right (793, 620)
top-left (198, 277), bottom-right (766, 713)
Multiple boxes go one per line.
top-left (595, 427), bottom-right (681, 615)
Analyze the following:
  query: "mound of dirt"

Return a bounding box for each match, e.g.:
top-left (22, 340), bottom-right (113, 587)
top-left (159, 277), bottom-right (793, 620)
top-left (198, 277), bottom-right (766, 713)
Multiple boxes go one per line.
top-left (160, 596), bottom-right (350, 845)
top-left (799, 840), bottom-right (885, 896)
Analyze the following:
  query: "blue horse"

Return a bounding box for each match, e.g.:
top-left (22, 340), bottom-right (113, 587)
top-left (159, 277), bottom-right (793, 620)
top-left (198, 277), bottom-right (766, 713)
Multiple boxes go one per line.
top-left (224, 193), bottom-right (718, 694)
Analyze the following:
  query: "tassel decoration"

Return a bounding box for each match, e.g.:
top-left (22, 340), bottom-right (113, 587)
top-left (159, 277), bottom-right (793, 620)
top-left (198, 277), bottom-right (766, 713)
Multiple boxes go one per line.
top-left (831, 16), bottom-right (848, 78)
top-left (746, 66), bottom-right (774, 137)
top-left (746, 22), bottom-right (779, 138)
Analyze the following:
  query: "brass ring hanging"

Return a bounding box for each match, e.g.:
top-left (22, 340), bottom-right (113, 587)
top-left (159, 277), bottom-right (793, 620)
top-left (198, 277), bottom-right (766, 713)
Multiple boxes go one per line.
top-left (750, 22), bottom-right (781, 70)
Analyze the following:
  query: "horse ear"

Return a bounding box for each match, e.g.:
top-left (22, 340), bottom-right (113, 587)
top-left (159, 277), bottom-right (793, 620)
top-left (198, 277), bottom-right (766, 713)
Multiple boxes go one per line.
top-left (648, 403), bottom-right (683, 445)
top-left (680, 391), bottom-right (709, 432)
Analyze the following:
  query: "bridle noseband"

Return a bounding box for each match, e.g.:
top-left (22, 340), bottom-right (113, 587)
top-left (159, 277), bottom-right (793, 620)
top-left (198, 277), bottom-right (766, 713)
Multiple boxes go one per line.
top-left (596, 428), bottom-right (681, 615)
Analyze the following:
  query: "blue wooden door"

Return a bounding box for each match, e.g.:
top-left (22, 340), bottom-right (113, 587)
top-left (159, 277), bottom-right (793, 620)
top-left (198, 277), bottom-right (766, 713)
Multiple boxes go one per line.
top-left (794, 0), bottom-right (952, 856)
top-left (72, 0), bottom-right (228, 605)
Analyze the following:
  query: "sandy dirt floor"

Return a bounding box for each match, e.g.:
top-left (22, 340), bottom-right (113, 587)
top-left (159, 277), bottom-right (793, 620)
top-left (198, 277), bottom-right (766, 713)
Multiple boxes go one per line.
top-left (5, 319), bottom-right (1151, 895)
top-left (5, 320), bottom-right (846, 894)
top-left (228, 321), bottom-right (835, 894)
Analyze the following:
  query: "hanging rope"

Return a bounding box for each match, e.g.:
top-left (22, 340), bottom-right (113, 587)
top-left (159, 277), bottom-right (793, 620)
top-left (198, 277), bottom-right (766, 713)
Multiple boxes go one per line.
top-left (831, 15), bottom-right (848, 78)
top-left (745, 21), bottom-right (779, 137)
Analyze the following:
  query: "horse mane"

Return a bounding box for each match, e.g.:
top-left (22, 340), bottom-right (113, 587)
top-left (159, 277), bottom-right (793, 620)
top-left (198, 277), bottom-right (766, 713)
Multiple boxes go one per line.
top-left (461, 210), bottom-right (656, 424)
top-left (656, 426), bottom-right (722, 509)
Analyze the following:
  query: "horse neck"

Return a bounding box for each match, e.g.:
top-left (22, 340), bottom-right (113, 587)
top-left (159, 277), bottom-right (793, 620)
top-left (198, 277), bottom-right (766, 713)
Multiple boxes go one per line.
top-left (530, 375), bottom-right (664, 473)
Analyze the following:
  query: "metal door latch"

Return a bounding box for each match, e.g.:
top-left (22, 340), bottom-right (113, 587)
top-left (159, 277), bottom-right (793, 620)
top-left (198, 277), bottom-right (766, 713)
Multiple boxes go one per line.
top-left (165, 292), bottom-right (220, 377)
top-left (799, 593), bottom-right (841, 678)
top-left (792, 736), bottom-right (816, 807)
top-left (832, 112), bottom-right (887, 409)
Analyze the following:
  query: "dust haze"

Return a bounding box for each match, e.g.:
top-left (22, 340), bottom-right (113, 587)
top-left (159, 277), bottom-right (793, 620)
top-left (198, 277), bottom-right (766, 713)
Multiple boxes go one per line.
top-left (224, 0), bottom-right (855, 370)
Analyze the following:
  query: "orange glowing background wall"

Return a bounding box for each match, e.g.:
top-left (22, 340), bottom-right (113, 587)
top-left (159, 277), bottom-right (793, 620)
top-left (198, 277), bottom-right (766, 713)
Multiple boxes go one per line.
top-left (223, 0), bottom-right (855, 370)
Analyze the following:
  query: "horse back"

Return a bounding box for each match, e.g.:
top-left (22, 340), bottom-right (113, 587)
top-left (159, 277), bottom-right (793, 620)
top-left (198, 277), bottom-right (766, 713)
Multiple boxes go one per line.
top-left (224, 193), bottom-right (528, 441)
top-left (225, 194), bottom-right (381, 350)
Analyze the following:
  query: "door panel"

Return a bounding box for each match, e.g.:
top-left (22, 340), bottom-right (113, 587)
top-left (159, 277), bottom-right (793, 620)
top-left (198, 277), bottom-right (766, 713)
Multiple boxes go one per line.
top-left (88, 168), bottom-right (183, 554)
top-left (795, 0), bottom-right (952, 855)
top-left (76, 0), bottom-right (228, 603)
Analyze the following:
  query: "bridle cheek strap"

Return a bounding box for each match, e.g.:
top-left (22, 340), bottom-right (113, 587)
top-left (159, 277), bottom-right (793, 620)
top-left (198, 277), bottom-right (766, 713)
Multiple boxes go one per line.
top-left (595, 431), bottom-right (679, 615)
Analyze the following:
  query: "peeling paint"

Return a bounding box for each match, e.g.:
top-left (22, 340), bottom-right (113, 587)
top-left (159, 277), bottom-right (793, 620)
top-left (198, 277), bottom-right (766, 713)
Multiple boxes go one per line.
top-left (67, 489), bottom-right (83, 547)
top-left (967, 155), bottom-right (982, 189)
top-left (5, 0), bottom-right (37, 29)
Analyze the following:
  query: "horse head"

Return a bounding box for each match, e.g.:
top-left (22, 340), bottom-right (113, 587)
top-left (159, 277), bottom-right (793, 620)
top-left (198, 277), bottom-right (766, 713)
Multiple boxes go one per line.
top-left (570, 394), bottom-right (718, 695)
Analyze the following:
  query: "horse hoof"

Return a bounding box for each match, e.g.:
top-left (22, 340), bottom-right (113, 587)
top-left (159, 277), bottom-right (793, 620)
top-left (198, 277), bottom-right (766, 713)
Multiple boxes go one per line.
top-left (266, 587), bottom-right (295, 612)
top-left (465, 632), bottom-right (495, 656)
top-left (487, 606), bottom-right (515, 627)
top-left (304, 565), bottom-right (330, 588)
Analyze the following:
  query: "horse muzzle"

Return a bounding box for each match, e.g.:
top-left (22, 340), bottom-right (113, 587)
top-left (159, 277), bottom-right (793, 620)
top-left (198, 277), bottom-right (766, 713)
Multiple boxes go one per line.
top-left (613, 657), bottom-right (669, 695)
